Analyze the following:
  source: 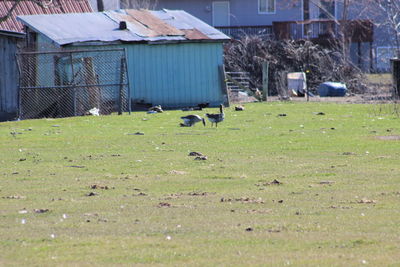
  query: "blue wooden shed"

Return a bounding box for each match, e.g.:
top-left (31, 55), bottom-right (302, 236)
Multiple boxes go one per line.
top-left (18, 9), bottom-right (231, 109)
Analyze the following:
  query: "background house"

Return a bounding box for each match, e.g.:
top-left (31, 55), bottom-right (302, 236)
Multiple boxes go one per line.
top-left (17, 9), bottom-right (230, 118)
top-left (0, 0), bottom-right (92, 121)
top-left (154, 0), bottom-right (396, 72)
top-left (89, 0), bottom-right (120, 11)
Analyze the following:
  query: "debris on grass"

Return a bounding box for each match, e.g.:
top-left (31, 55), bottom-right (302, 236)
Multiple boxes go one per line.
top-left (169, 170), bottom-right (187, 175)
top-left (133, 192), bottom-right (147, 196)
top-left (84, 213), bottom-right (99, 217)
top-left (220, 197), bottom-right (264, 204)
top-left (88, 107), bottom-right (100, 116)
top-left (3, 195), bottom-right (26, 199)
top-left (342, 152), bottom-right (356, 155)
top-left (158, 202), bottom-right (171, 208)
top-left (90, 184), bottom-right (112, 190)
top-left (127, 132), bottom-right (145, 136)
top-left (18, 209), bottom-right (28, 214)
top-left (66, 165), bottom-right (85, 168)
top-left (270, 179), bottom-right (283, 185)
top-left (357, 198), bottom-right (376, 204)
top-left (246, 209), bottom-right (272, 214)
top-left (187, 192), bottom-right (213, 196)
top-left (255, 179), bottom-right (283, 187)
top-left (329, 205), bottom-right (351, 209)
top-left (163, 192), bottom-right (213, 200)
top-left (376, 135), bottom-right (400, 140)
top-left (34, 208), bottom-right (49, 213)
top-left (163, 193), bottom-right (183, 199)
top-left (267, 229), bottom-right (281, 233)
top-left (319, 181), bottom-right (335, 185)
top-left (188, 151), bottom-right (203, 156)
top-left (194, 156), bottom-right (208, 161)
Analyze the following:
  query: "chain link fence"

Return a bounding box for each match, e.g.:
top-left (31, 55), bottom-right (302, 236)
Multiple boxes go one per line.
top-left (17, 48), bottom-right (130, 119)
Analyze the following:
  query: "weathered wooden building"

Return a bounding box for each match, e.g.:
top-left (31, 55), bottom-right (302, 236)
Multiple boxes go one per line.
top-left (18, 9), bottom-right (230, 110)
top-left (0, 0), bottom-right (92, 120)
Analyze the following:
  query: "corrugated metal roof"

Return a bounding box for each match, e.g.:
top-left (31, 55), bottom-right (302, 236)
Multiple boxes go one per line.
top-left (0, 0), bottom-right (92, 34)
top-left (17, 9), bottom-right (230, 45)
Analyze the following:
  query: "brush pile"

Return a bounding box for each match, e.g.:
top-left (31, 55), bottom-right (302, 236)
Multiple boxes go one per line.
top-left (224, 36), bottom-right (367, 96)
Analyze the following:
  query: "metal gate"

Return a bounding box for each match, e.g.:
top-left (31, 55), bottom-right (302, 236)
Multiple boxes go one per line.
top-left (16, 48), bottom-right (130, 119)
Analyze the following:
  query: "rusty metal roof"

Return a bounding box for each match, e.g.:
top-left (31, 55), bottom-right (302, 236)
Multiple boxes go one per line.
top-left (17, 9), bottom-right (230, 45)
top-left (0, 0), bottom-right (92, 34)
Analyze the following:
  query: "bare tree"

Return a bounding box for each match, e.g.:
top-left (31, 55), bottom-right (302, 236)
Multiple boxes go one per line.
top-left (303, 0), bottom-right (373, 60)
top-left (120, 0), bottom-right (157, 9)
top-left (373, 0), bottom-right (400, 58)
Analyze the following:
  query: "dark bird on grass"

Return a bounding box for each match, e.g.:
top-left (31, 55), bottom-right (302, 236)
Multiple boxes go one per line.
top-left (148, 105), bottom-right (163, 113)
top-left (180, 114), bottom-right (206, 127)
top-left (235, 105), bottom-right (245, 111)
top-left (206, 104), bottom-right (225, 127)
top-left (197, 102), bottom-right (209, 110)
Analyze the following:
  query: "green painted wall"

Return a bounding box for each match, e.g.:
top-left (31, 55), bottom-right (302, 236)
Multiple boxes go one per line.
top-left (121, 42), bottom-right (224, 107)
top-left (36, 32), bottom-right (226, 108)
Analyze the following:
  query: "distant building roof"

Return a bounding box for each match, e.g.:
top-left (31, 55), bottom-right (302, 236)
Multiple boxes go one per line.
top-left (17, 9), bottom-right (230, 45)
top-left (0, 0), bottom-right (93, 34)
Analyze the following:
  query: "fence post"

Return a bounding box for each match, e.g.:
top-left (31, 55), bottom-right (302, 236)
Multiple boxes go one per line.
top-left (118, 57), bottom-right (126, 115)
top-left (391, 59), bottom-right (400, 98)
top-left (15, 53), bottom-right (22, 120)
top-left (262, 61), bottom-right (269, 101)
top-left (69, 53), bottom-right (77, 116)
top-left (219, 65), bottom-right (230, 107)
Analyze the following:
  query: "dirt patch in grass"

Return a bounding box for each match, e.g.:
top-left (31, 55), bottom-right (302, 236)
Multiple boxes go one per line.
top-left (376, 135), bottom-right (400, 140)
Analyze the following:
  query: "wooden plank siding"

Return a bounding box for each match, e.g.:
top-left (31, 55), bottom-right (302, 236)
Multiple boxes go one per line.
top-left (0, 35), bottom-right (20, 114)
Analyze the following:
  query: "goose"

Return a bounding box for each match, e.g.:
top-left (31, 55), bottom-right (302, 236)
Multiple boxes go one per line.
top-left (206, 104), bottom-right (225, 127)
top-left (180, 114), bottom-right (206, 127)
top-left (148, 105), bottom-right (163, 113)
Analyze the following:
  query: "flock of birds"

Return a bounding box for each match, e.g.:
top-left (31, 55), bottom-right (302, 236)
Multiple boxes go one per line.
top-left (180, 104), bottom-right (225, 127)
top-left (148, 103), bottom-right (244, 127)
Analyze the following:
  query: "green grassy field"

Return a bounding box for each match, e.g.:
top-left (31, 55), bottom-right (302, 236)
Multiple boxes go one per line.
top-left (1, 102), bottom-right (399, 266)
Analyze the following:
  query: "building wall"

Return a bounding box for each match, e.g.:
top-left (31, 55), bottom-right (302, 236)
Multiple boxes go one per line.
top-left (156, 0), bottom-right (302, 27)
top-left (35, 32), bottom-right (226, 108)
top-left (0, 35), bottom-right (20, 114)
top-left (121, 42), bottom-right (225, 107)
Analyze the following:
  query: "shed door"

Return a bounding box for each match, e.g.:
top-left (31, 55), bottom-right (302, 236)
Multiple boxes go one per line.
top-left (212, 1), bottom-right (230, 27)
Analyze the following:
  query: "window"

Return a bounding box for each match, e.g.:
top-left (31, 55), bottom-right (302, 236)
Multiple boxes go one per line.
top-left (319, 0), bottom-right (335, 19)
top-left (259, 0), bottom-right (275, 14)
